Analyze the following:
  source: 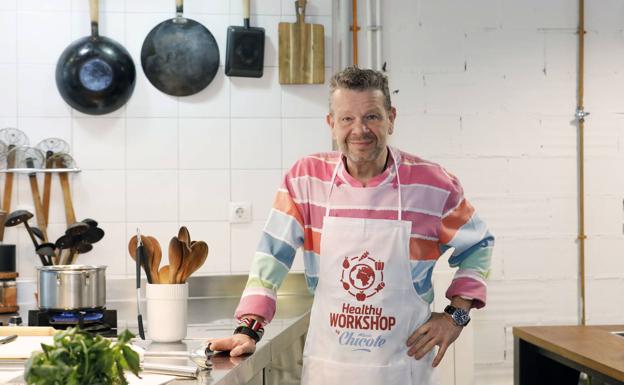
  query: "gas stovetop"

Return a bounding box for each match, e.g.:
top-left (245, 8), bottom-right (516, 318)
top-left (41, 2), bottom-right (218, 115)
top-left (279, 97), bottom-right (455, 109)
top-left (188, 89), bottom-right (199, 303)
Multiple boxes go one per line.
top-left (28, 308), bottom-right (118, 337)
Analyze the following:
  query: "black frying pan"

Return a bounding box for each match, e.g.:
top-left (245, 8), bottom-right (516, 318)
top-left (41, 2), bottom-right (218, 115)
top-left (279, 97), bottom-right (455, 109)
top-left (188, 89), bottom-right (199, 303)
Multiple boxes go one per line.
top-left (141, 0), bottom-right (220, 96)
top-left (55, 0), bottom-right (136, 115)
top-left (225, 0), bottom-right (265, 78)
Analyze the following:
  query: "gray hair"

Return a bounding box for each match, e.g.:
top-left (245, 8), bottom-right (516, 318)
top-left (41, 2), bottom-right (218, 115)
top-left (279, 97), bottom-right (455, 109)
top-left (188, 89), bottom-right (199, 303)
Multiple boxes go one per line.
top-left (329, 66), bottom-right (392, 111)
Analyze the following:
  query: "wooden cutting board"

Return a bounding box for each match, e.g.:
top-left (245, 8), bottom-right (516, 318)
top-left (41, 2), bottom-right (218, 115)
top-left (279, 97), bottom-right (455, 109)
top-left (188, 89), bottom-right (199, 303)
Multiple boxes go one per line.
top-left (0, 336), bottom-right (53, 360)
top-left (279, 0), bottom-right (324, 84)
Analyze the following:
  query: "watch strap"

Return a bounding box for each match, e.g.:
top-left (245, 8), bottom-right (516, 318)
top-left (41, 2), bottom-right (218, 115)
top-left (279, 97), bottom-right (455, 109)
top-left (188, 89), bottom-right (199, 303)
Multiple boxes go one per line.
top-left (234, 317), bottom-right (265, 342)
top-left (444, 305), bottom-right (470, 327)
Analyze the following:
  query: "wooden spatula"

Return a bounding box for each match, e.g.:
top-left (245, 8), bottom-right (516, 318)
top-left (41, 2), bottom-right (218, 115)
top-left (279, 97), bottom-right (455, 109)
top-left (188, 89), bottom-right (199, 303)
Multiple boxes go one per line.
top-left (279, 0), bottom-right (324, 84)
top-left (180, 241), bottom-right (209, 283)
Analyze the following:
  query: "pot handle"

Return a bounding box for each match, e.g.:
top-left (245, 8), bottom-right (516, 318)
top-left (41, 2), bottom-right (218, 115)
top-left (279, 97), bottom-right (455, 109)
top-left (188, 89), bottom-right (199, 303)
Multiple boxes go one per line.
top-left (83, 271), bottom-right (91, 286)
top-left (89, 0), bottom-right (99, 37)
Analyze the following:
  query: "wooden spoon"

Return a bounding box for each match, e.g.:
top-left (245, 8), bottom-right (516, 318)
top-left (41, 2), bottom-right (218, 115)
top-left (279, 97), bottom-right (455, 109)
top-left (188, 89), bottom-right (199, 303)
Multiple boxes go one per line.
top-left (148, 236), bottom-right (162, 284)
top-left (175, 242), bottom-right (191, 284)
top-left (178, 226), bottom-right (191, 247)
top-left (168, 237), bottom-right (184, 284)
top-left (142, 236), bottom-right (157, 284)
top-left (158, 265), bottom-right (170, 284)
top-left (180, 241), bottom-right (209, 283)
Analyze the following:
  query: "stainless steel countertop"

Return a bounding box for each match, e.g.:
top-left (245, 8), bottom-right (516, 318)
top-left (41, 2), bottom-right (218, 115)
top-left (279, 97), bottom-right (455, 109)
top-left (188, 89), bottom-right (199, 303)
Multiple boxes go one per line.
top-left (0, 274), bottom-right (313, 385)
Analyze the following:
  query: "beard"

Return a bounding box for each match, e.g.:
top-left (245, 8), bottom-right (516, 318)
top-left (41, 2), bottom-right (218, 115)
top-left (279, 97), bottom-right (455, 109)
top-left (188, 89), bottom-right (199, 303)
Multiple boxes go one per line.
top-left (338, 134), bottom-right (385, 164)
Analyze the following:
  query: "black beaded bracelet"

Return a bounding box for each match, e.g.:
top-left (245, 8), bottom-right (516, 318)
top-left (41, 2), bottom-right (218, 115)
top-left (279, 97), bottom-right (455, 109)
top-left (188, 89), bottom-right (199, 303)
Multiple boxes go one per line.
top-left (234, 325), bottom-right (263, 342)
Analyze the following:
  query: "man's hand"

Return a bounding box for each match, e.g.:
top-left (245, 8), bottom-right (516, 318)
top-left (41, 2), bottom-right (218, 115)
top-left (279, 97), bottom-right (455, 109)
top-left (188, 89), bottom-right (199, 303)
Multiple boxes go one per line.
top-left (406, 312), bottom-right (462, 367)
top-left (207, 334), bottom-right (256, 357)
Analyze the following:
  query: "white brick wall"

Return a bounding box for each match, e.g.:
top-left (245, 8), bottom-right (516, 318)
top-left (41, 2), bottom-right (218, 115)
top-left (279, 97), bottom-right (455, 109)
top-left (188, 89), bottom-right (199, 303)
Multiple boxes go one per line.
top-left (383, 1), bottom-right (624, 384)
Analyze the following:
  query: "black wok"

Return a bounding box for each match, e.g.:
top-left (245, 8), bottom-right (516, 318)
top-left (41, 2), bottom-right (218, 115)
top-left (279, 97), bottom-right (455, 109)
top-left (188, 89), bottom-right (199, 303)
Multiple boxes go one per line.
top-left (141, 0), bottom-right (220, 96)
top-left (56, 0), bottom-right (136, 115)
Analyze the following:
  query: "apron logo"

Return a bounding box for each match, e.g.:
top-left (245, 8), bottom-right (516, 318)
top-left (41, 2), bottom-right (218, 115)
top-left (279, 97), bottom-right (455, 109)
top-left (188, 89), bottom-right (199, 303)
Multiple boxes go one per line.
top-left (340, 251), bottom-right (385, 301)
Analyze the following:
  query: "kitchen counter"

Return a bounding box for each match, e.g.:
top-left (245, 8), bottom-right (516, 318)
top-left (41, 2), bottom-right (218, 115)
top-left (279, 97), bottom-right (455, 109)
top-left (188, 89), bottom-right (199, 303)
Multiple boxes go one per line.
top-left (0, 273), bottom-right (313, 385)
top-left (513, 324), bottom-right (624, 385)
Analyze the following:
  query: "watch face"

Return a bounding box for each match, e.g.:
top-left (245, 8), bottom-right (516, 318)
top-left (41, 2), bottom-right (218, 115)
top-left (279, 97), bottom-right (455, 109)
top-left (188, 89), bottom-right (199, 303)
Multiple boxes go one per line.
top-left (452, 310), bottom-right (470, 326)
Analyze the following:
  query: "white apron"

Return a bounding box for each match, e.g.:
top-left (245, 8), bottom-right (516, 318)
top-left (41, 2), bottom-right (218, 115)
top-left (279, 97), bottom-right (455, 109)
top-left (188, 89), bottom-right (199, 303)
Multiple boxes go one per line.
top-left (301, 148), bottom-right (435, 385)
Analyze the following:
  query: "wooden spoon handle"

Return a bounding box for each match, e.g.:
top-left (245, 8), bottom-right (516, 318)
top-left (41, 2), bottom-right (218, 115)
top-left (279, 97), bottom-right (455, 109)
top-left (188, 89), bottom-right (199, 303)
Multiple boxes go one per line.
top-left (0, 150), bottom-right (16, 242)
top-left (42, 157), bottom-right (52, 225)
top-left (57, 158), bottom-right (76, 225)
top-left (28, 175), bottom-right (48, 241)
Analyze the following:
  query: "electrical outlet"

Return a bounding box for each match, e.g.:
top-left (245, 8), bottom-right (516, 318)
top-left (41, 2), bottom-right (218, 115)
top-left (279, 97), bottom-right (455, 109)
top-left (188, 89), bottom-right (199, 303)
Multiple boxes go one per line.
top-left (229, 201), bottom-right (252, 223)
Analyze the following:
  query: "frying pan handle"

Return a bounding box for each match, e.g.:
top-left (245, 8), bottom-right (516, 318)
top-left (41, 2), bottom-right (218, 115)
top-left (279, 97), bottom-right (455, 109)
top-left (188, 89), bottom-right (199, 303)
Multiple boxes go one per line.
top-left (243, 0), bottom-right (250, 20)
top-left (176, 0), bottom-right (184, 17)
top-left (89, 0), bottom-right (99, 36)
top-left (295, 0), bottom-right (307, 24)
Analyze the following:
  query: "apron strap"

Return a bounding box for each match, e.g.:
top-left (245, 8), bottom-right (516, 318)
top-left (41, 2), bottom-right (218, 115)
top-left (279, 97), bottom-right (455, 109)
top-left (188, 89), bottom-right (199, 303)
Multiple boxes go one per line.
top-left (391, 148), bottom-right (403, 221)
top-left (325, 157), bottom-right (342, 217)
top-left (325, 147), bottom-right (403, 220)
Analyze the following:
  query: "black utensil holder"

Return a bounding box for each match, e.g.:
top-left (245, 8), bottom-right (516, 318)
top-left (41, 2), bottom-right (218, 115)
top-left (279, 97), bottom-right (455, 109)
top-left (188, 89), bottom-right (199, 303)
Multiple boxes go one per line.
top-left (0, 244), bottom-right (16, 272)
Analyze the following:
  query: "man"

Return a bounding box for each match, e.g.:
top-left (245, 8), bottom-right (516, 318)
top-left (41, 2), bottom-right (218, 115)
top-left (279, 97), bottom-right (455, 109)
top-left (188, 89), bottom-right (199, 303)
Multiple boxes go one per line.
top-left (209, 66), bottom-right (494, 384)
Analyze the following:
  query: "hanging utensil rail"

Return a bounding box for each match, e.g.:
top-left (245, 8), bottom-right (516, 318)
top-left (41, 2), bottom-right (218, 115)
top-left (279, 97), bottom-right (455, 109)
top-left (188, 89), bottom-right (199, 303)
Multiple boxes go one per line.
top-left (0, 168), bottom-right (80, 173)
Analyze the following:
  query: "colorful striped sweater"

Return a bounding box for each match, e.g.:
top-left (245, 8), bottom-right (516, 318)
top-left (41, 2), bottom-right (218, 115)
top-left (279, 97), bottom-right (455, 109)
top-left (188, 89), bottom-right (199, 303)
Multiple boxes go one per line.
top-left (235, 147), bottom-right (494, 323)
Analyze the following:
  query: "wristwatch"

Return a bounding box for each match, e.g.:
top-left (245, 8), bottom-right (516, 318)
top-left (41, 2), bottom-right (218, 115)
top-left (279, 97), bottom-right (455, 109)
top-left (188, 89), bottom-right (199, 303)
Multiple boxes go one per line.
top-left (444, 305), bottom-right (471, 327)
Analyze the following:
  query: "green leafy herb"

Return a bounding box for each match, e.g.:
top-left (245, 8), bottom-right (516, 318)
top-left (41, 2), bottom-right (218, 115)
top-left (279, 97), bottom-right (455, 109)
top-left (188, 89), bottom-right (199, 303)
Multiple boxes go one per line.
top-left (24, 327), bottom-right (141, 385)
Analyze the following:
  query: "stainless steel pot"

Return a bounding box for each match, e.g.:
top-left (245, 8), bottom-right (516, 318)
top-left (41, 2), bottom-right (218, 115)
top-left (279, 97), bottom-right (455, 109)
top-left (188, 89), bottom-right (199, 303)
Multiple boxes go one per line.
top-left (37, 265), bottom-right (106, 310)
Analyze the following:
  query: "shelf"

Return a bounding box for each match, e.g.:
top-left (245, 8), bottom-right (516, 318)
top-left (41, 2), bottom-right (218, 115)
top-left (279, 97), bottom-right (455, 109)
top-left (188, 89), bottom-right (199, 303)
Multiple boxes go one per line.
top-left (0, 168), bottom-right (81, 174)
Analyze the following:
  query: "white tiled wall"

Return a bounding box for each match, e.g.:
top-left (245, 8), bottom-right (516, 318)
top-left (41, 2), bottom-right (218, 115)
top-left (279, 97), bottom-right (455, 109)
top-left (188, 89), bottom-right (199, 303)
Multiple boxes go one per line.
top-left (0, 0), bottom-right (332, 281)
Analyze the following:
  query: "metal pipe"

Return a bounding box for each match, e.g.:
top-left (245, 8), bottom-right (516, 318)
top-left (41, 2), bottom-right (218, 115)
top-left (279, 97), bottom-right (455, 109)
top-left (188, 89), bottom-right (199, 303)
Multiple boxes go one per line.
top-left (365, 0), bottom-right (383, 70)
top-left (576, 0), bottom-right (587, 326)
top-left (352, 0), bottom-right (359, 65)
top-left (340, 0), bottom-right (350, 70)
top-left (375, 0), bottom-right (382, 70)
top-left (366, 0), bottom-right (373, 68)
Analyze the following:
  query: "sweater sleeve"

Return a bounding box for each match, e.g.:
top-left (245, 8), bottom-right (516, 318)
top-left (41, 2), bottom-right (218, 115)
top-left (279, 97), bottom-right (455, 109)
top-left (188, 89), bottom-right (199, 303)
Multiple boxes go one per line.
top-left (234, 165), bottom-right (306, 323)
top-left (438, 171), bottom-right (494, 309)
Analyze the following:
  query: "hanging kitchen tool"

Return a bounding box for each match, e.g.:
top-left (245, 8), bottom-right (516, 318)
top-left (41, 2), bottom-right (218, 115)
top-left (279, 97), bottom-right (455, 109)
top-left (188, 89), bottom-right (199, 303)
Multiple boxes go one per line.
top-left (35, 243), bottom-right (56, 266)
top-left (0, 128), bottom-right (29, 242)
top-left (278, 0), bottom-right (325, 84)
top-left (30, 227), bottom-right (45, 242)
top-left (10, 146), bottom-right (48, 242)
top-left (4, 210), bottom-right (47, 266)
top-left (56, 0), bottom-right (136, 115)
top-left (55, 233), bottom-right (75, 264)
top-left (70, 239), bottom-right (93, 264)
top-left (36, 138), bottom-right (70, 226)
top-left (0, 140), bottom-right (7, 157)
top-left (141, 0), bottom-right (220, 96)
top-left (225, 0), bottom-right (265, 78)
top-left (50, 153), bottom-right (82, 228)
top-left (82, 221), bottom-right (105, 244)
